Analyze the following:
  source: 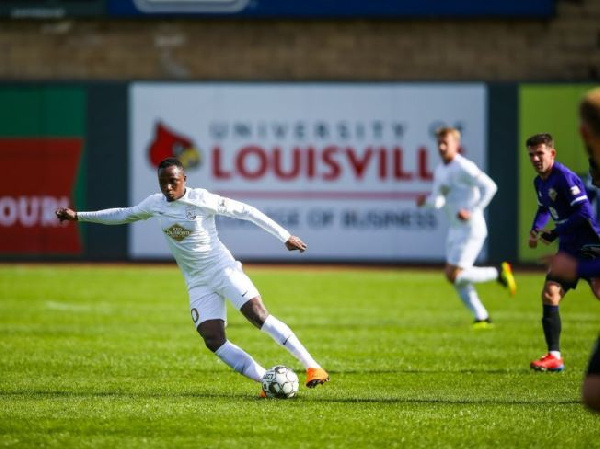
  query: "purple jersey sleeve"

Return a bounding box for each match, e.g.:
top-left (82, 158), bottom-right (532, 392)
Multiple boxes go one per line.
top-left (531, 178), bottom-right (551, 231)
top-left (531, 206), bottom-right (550, 231)
top-left (531, 206), bottom-right (551, 231)
top-left (554, 172), bottom-right (592, 236)
top-left (561, 170), bottom-right (589, 207)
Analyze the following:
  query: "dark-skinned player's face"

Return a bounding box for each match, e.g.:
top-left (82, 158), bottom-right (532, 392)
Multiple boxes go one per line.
top-left (158, 165), bottom-right (186, 202)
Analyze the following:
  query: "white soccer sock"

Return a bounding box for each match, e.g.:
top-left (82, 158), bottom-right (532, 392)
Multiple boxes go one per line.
top-left (261, 314), bottom-right (321, 369)
top-left (215, 341), bottom-right (266, 382)
top-left (455, 266), bottom-right (498, 286)
top-left (455, 283), bottom-right (489, 321)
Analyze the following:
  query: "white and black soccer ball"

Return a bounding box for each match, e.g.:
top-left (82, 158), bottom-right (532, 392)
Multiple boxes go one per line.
top-left (261, 365), bottom-right (299, 399)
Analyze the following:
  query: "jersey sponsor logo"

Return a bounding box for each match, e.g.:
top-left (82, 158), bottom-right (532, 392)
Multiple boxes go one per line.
top-left (164, 223), bottom-right (192, 241)
top-left (548, 188), bottom-right (557, 202)
top-left (570, 185), bottom-right (581, 196)
top-left (148, 122), bottom-right (202, 170)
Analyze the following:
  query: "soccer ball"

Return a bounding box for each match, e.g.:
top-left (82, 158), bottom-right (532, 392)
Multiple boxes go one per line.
top-left (261, 365), bottom-right (299, 399)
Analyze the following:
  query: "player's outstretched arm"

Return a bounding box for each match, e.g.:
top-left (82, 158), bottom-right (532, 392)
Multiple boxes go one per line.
top-left (56, 207), bottom-right (78, 222)
top-left (285, 235), bottom-right (307, 252)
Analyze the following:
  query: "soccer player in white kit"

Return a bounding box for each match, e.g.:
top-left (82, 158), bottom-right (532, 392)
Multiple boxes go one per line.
top-left (56, 157), bottom-right (329, 394)
top-left (416, 127), bottom-right (516, 328)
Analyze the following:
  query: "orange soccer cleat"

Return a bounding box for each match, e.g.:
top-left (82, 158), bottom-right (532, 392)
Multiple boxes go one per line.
top-left (259, 389), bottom-right (267, 398)
top-left (530, 353), bottom-right (565, 372)
top-left (305, 368), bottom-right (330, 388)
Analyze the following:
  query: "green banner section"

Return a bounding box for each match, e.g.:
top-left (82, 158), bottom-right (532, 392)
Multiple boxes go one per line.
top-left (518, 84), bottom-right (598, 262)
top-left (0, 86), bottom-right (86, 137)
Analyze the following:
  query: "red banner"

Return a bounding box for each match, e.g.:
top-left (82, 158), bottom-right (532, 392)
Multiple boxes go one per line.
top-left (0, 138), bottom-right (82, 254)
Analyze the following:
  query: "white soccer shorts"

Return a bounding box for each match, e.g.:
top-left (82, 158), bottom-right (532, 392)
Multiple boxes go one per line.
top-left (446, 229), bottom-right (486, 268)
top-left (188, 261), bottom-right (259, 327)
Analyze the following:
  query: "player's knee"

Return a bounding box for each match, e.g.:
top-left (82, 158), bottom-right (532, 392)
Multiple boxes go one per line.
top-left (196, 325), bottom-right (227, 352)
top-left (201, 334), bottom-right (226, 353)
top-left (541, 289), bottom-right (561, 304)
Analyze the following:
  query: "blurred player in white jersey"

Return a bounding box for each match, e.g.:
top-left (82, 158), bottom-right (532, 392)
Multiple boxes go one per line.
top-left (56, 158), bottom-right (329, 395)
top-left (416, 127), bottom-right (516, 328)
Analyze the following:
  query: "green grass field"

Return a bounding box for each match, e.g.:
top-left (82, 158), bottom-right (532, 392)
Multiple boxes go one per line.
top-left (1, 264), bottom-right (599, 448)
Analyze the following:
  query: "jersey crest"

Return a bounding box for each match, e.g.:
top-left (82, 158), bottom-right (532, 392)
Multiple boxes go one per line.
top-left (548, 188), bottom-right (557, 202)
top-left (185, 207), bottom-right (196, 220)
top-left (164, 223), bottom-right (192, 242)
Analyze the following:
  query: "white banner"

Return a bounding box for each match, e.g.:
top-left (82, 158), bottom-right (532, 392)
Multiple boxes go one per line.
top-left (129, 83), bottom-right (487, 262)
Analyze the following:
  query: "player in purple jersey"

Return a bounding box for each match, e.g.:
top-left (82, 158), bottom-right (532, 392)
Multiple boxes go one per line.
top-left (544, 89), bottom-right (600, 412)
top-left (527, 132), bottom-right (600, 373)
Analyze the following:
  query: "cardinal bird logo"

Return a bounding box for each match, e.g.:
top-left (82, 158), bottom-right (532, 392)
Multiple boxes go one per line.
top-left (148, 122), bottom-right (201, 169)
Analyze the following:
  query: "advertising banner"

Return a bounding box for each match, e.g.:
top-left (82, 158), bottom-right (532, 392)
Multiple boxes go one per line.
top-left (0, 86), bottom-right (86, 256)
top-left (130, 83), bottom-right (486, 262)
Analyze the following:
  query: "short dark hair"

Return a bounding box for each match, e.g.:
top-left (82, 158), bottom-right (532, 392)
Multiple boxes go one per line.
top-left (158, 158), bottom-right (184, 173)
top-left (526, 133), bottom-right (554, 149)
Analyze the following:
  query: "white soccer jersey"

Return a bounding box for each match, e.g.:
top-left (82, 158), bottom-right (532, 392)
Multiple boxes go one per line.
top-left (424, 154), bottom-right (497, 235)
top-left (77, 188), bottom-right (291, 289)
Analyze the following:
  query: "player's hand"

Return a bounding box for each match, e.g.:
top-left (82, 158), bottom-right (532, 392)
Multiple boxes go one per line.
top-left (415, 195), bottom-right (426, 207)
top-left (457, 208), bottom-right (472, 221)
top-left (540, 229), bottom-right (557, 245)
top-left (529, 230), bottom-right (540, 248)
top-left (285, 235), bottom-right (307, 253)
top-left (542, 252), bottom-right (577, 282)
top-left (55, 207), bottom-right (78, 222)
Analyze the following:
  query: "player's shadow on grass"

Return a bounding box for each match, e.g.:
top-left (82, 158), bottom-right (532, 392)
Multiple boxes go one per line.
top-left (0, 390), bottom-right (255, 400)
top-left (309, 397), bottom-right (581, 405)
top-left (1, 390), bottom-right (581, 405)
top-left (330, 368), bottom-right (532, 374)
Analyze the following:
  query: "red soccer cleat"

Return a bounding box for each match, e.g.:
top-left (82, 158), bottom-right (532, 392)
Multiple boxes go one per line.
top-left (530, 354), bottom-right (565, 372)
